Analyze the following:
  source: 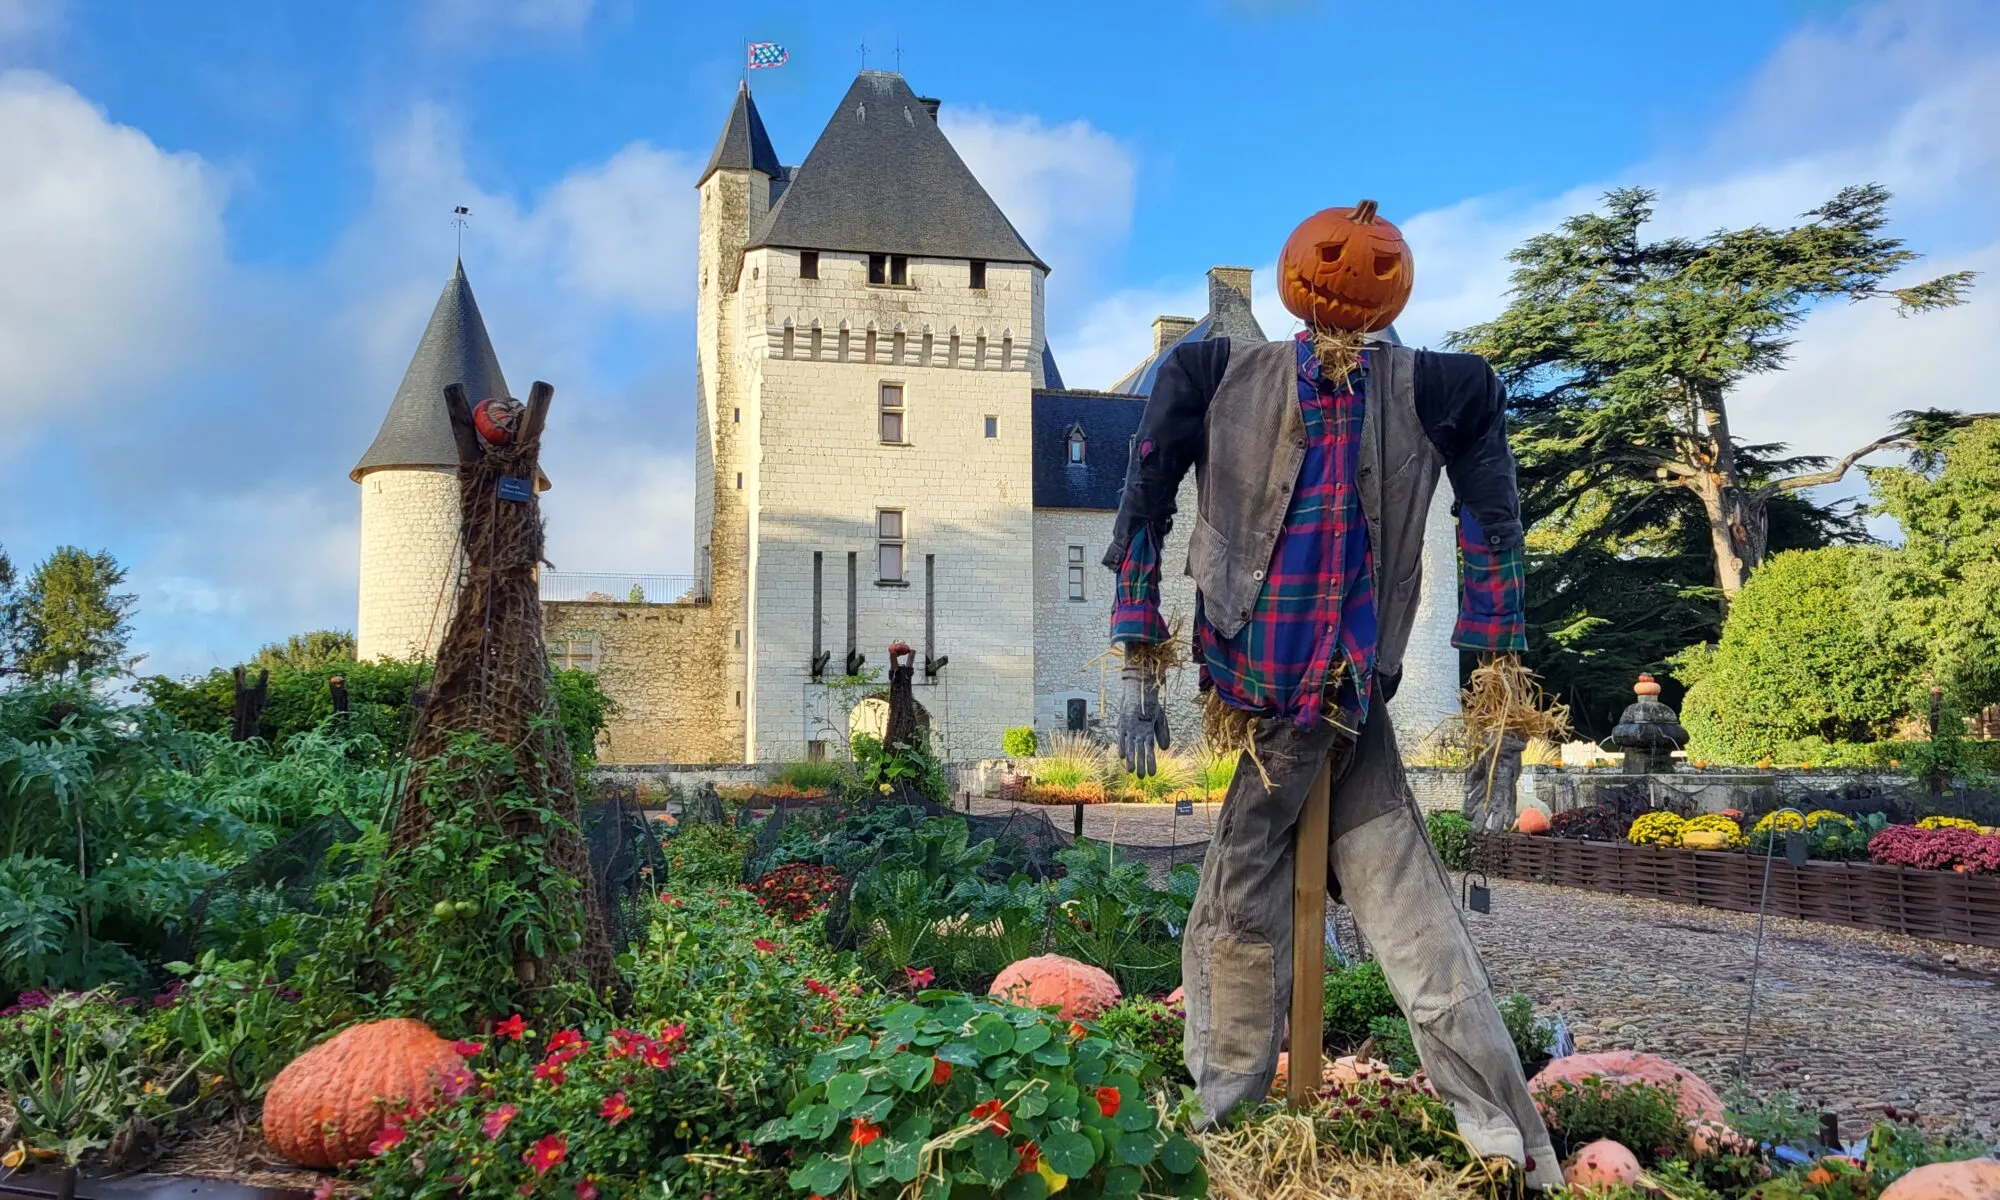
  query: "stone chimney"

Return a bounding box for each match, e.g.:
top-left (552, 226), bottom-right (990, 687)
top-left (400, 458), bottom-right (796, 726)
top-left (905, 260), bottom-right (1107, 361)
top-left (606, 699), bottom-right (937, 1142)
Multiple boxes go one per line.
top-left (916, 95), bottom-right (941, 122)
top-left (1208, 266), bottom-right (1253, 315)
top-left (1151, 316), bottom-right (1200, 353)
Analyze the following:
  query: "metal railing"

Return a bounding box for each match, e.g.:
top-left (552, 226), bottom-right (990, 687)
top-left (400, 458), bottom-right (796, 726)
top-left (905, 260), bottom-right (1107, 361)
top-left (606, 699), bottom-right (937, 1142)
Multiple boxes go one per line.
top-left (539, 572), bottom-right (706, 604)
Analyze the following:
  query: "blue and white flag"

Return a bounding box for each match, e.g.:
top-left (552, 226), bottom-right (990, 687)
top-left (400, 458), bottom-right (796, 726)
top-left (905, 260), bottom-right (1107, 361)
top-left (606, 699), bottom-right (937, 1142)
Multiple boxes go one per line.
top-left (747, 42), bottom-right (789, 69)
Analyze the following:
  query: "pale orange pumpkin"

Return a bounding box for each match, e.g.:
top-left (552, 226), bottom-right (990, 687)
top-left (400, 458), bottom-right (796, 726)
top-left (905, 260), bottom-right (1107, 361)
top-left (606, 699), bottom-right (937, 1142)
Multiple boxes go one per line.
top-left (1565, 1140), bottom-right (1642, 1194)
top-left (1529, 1050), bottom-right (1726, 1124)
top-left (989, 954), bottom-right (1121, 1020)
top-left (1516, 806), bottom-right (1551, 835)
top-left (1278, 200), bottom-right (1414, 334)
top-left (1879, 1157), bottom-right (2000, 1198)
top-left (263, 1018), bottom-right (466, 1168)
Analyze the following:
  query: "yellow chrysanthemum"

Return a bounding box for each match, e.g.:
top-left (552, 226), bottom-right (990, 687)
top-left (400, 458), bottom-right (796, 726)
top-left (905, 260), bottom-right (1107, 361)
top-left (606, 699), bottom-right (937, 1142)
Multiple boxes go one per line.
top-left (1752, 811), bottom-right (1806, 834)
top-left (1628, 811), bottom-right (1686, 847)
top-left (1804, 810), bottom-right (1853, 830)
top-left (1918, 815), bottom-right (1979, 832)
top-left (1680, 813), bottom-right (1748, 849)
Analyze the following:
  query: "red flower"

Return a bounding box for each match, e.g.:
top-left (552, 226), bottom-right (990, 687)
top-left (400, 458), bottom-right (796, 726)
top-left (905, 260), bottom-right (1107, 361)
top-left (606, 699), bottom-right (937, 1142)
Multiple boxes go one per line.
top-left (904, 966), bottom-right (935, 988)
top-left (368, 1124), bottom-right (407, 1157)
top-left (546, 1029), bottom-right (585, 1055)
top-left (607, 1028), bottom-right (642, 1058)
top-left (440, 1064), bottom-right (476, 1100)
top-left (1017, 1141), bottom-right (1041, 1174)
top-left (753, 938), bottom-right (778, 953)
top-left (481, 1104), bottom-right (520, 1138)
top-left (1068, 1022), bottom-right (1087, 1041)
top-left (533, 1061), bottom-right (567, 1088)
top-left (495, 1014), bottom-right (527, 1041)
top-left (931, 1058), bottom-right (952, 1086)
top-left (523, 1133), bottom-right (567, 1176)
top-left (849, 1118), bottom-right (883, 1148)
top-left (1095, 1086), bottom-right (1121, 1118)
top-left (575, 1180), bottom-right (598, 1200)
top-left (971, 1099), bottom-right (1011, 1134)
top-left (600, 1091), bottom-right (633, 1125)
top-left (805, 978), bottom-right (834, 998)
top-left (656, 1022), bottom-right (687, 1045)
top-left (451, 1040), bottom-right (485, 1058)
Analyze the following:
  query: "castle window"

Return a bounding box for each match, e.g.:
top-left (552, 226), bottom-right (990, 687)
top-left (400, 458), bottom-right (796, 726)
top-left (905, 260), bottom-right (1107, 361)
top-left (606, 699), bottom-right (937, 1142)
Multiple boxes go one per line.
top-left (868, 254), bottom-right (886, 284)
top-left (970, 260), bottom-right (987, 289)
top-left (551, 635), bottom-right (602, 673)
top-left (870, 253), bottom-right (908, 286)
top-left (1067, 426), bottom-right (1086, 464)
top-left (877, 509), bottom-right (906, 583)
top-left (891, 255), bottom-right (908, 285)
top-left (1067, 545), bottom-right (1086, 601)
top-left (984, 415), bottom-right (998, 438)
top-left (781, 325), bottom-right (794, 358)
top-left (879, 383), bottom-right (906, 444)
top-left (800, 250), bottom-right (819, 279)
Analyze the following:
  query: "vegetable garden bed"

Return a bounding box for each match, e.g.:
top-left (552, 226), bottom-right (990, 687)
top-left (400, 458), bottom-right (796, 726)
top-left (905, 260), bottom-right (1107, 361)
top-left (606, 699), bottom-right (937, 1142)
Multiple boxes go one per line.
top-left (1472, 833), bottom-right (2000, 948)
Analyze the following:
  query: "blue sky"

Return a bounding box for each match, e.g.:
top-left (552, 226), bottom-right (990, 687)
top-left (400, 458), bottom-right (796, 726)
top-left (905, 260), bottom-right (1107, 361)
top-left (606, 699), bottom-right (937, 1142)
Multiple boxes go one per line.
top-left (2, 0), bottom-right (1996, 677)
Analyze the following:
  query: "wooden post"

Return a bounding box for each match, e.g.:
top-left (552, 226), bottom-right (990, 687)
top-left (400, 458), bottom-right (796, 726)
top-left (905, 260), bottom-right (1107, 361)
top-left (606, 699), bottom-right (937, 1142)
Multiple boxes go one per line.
top-left (1287, 757), bottom-right (1333, 1108)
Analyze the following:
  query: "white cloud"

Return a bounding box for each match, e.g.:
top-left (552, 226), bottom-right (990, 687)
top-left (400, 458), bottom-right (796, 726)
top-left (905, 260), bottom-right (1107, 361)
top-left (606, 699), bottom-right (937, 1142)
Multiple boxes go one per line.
top-left (1051, 282), bottom-right (1204, 392)
top-left (0, 0), bottom-right (61, 45)
top-left (0, 70), bottom-right (227, 441)
top-left (941, 107), bottom-right (1136, 284)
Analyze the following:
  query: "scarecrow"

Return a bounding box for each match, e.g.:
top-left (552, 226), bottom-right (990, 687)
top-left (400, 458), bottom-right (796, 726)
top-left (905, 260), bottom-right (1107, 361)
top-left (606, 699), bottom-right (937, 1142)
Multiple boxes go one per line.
top-left (1105, 200), bottom-right (1561, 1188)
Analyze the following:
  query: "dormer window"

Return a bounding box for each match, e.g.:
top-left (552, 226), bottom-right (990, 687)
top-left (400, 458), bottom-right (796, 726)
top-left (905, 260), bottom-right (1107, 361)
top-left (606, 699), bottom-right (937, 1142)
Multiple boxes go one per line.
top-left (868, 253), bottom-right (909, 286)
top-left (1067, 425), bottom-right (1087, 464)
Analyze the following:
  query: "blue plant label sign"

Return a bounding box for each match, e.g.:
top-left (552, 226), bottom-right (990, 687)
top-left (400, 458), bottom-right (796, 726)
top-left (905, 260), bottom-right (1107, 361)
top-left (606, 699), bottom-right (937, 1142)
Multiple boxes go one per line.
top-left (498, 476), bottom-right (533, 502)
top-left (1174, 799), bottom-right (1194, 816)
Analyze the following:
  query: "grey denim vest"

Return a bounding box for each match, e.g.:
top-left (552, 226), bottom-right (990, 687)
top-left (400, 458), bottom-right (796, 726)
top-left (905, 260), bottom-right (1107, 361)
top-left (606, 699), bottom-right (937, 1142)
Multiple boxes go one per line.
top-left (1188, 338), bottom-right (1444, 685)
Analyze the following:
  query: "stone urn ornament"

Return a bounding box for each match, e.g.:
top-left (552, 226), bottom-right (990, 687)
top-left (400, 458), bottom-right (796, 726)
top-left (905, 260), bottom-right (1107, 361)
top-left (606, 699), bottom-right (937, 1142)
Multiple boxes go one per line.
top-left (1609, 674), bottom-right (1687, 774)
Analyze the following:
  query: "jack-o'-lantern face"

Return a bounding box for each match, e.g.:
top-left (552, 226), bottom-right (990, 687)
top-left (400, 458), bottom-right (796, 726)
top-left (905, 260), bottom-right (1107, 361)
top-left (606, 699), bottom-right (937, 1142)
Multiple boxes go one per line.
top-left (1278, 200), bottom-right (1413, 334)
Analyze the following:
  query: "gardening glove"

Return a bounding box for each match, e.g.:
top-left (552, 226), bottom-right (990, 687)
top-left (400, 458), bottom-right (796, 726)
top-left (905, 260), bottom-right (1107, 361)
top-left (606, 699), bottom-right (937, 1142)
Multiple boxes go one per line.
top-left (1118, 661), bottom-right (1170, 778)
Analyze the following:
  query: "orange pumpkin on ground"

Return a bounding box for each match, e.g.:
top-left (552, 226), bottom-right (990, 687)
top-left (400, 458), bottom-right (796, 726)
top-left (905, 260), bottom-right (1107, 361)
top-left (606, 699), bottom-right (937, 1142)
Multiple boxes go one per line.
top-left (989, 954), bottom-right (1121, 1020)
top-left (1164, 985), bottom-right (1184, 1007)
top-left (1516, 806), bottom-right (1551, 835)
top-left (1277, 200), bottom-right (1414, 334)
top-left (1879, 1158), bottom-right (2000, 1198)
top-left (1690, 1120), bottom-right (1750, 1158)
top-left (1528, 1050), bottom-right (1725, 1124)
top-left (1565, 1140), bottom-right (1642, 1193)
top-left (263, 1018), bottom-right (466, 1168)
top-left (1271, 1053), bottom-right (1400, 1095)
top-left (1806, 1156), bottom-right (1868, 1186)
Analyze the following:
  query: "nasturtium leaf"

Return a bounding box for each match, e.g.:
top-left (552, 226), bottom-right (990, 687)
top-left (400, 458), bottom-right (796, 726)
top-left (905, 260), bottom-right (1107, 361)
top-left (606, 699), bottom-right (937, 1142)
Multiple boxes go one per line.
top-left (1012, 1023), bottom-right (1052, 1054)
top-left (806, 1052), bottom-right (841, 1084)
top-left (891, 1052), bottom-right (932, 1091)
top-left (750, 1117), bottom-right (791, 1145)
top-left (1074, 1055), bottom-right (1107, 1087)
top-left (884, 1137), bottom-right (923, 1184)
top-left (834, 1035), bottom-right (874, 1060)
top-left (854, 1092), bottom-right (895, 1122)
top-left (912, 1030), bottom-right (949, 1046)
top-left (971, 1130), bottom-right (1017, 1186)
top-left (1004, 1006), bottom-right (1042, 1027)
top-left (937, 1039), bottom-right (983, 1066)
top-left (881, 1001), bottom-right (925, 1031)
top-left (790, 1156), bottom-right (849, 1194)
top-left (973, 1014), bottom-right (1017, 1057)
top-left (1001, 1173), bottom-right (1050, 1200)
top-left (1115, 1129), bottom-right (1158, 1166)
top-left (826, 1072), bottom-right (867, 1108)
top-left (856, 1158), bottom-right (887, 1188)
top-left (1160, 1135), bottom-right (1200, 1174)
top-left (1014, 1088), bottom-right (1049, 1119)
top-left (1103, 1165), bottom-right (1143, 1195)
top-left (789, 1104), bottom-right (837, 1141)
top-left (1032, 1042), bottom-right (1072, 1066)
top-left (1041, 1131), bottom-right (1097, 1178)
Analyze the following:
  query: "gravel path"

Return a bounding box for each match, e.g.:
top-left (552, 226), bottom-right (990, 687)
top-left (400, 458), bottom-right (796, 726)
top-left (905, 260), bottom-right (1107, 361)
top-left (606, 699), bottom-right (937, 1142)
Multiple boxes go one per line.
top-left (970, 798), bottom-right (2000, 1139)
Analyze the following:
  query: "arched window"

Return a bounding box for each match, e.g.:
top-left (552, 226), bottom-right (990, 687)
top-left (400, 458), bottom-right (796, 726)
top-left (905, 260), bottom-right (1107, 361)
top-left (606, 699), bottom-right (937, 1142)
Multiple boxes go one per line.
top-left (1066, 425), bottom-right (1087, 464)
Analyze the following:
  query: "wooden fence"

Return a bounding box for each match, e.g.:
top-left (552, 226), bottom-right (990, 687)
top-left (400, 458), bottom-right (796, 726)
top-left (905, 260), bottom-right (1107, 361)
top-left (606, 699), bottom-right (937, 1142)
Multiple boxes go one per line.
top-left (1472, 834), bottom-right (2000, 949)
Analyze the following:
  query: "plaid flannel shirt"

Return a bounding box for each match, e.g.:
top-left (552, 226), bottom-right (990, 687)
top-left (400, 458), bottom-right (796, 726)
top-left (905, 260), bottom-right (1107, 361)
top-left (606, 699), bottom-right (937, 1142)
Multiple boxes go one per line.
top-left (1111, 332), bottom-right (1528, 726)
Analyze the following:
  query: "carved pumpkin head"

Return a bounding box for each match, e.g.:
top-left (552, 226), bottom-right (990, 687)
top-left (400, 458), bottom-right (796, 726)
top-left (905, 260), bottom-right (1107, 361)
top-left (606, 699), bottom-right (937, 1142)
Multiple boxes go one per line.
top-left (1278, 200), bottom-right (1414, 333)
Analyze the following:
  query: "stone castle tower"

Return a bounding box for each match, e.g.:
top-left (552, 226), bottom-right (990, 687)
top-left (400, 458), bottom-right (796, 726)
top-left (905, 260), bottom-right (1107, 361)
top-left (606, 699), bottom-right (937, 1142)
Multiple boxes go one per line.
top-left (352, 261), bottom-right (511, 662)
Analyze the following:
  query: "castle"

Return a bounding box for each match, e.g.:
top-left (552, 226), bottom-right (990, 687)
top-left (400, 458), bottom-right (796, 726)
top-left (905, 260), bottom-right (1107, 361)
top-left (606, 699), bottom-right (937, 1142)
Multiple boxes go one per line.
top-left (353, 70), bottom-right (1464, 766)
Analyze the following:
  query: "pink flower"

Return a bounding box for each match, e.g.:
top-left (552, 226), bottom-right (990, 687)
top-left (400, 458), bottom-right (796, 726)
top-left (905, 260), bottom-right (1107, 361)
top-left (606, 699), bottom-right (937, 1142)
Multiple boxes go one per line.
top-left (753, 938), bottom-right (778, 953)
top-left (440, 1064), bottom-right (476, 1100)
top-left (481, 1104), bottom-right (520, 1139)
top-left (451, 1040), bottom-right (485, 1058)
top-left (367, 1124), bottom-right (407, 1157)
top-left (524, 1133), bottom-right (566, 1176)
top-left (600, 1091), bottom-right (633, 1125)
top-left (904, 966), bottom-right (935, 988)
top-left (575, 1180), bottom-right (598, 1200)
top-left (495, 1014), bottom-right (527, 1041)
top-left (310, 1179), bottom-right (335, 1200)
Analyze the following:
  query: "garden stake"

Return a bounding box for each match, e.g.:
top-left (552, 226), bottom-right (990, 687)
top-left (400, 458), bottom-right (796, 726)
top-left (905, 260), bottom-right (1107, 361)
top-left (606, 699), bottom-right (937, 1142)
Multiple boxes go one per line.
top-left (1287, 756), bottom-right (1333, 1108)
top-left (1738, 807), bottom-right (1804, 1081)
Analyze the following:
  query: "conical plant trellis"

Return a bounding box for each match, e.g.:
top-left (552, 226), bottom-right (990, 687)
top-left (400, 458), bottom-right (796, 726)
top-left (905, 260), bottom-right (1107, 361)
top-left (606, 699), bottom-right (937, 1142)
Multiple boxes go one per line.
top-left (369, 380), bottom-right (616, 995)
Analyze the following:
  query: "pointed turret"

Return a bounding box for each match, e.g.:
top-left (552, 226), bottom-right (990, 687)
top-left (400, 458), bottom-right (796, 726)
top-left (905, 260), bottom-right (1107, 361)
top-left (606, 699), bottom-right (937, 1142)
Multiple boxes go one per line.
top-left (700, 81), bottom-right (782, 186)
top-left (351, 260), bottom-right (511, 481)
top-left (751, 71), bottom-right (1045, 269)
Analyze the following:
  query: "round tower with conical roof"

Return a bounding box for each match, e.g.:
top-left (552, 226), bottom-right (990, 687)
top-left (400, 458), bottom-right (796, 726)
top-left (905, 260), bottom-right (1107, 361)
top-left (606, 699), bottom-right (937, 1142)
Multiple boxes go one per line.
top-left (353, 260), bottom-right (512, 662)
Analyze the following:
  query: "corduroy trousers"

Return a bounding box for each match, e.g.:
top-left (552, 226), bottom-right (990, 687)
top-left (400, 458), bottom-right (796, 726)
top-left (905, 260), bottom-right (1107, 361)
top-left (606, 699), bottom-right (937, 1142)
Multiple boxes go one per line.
top-left (1180, 702), bottom-right (1563, 1191)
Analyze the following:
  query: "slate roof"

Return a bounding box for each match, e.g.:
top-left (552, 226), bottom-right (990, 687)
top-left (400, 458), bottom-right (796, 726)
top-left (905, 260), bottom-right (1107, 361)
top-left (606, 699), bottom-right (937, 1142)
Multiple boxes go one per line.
top-left (352, 261), bottom-right (512, 480)
top-left (1031, 390), bottom-right (1147, 511)
top-left (751, 71), bottom-right (1046, 270)
top-left (1041, 343), bottom-right (1066, 391)
top-left (700, 82), bottom-right (782, 185)
top-left (1108, 319), bottom-right (1406, 395)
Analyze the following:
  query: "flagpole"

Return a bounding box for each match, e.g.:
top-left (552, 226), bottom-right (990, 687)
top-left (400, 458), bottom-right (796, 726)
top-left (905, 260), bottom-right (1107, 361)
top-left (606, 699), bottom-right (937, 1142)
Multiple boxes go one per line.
top-left (741, 39), bottom-right (747, 86)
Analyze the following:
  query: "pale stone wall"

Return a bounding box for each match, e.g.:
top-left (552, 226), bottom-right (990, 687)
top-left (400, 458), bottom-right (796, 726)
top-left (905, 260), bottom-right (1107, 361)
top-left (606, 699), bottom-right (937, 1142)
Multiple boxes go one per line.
top-left (544, 599), bottom-right (742, 764)
top-left (1391, 485), bottom-right (1465, 752)
top-left (356, 467), bottom-right (461, 661)
top-left (1030, 476), bottom-right (1201, 742)
top-left (734, 246), bottom-right (1042, 763)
